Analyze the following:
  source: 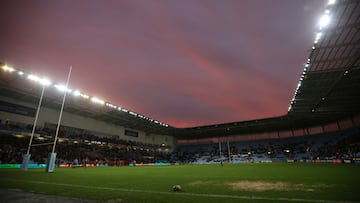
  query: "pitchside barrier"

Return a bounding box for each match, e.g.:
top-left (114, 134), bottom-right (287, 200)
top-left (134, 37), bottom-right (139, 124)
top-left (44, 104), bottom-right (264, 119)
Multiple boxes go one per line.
top-left (1, 159), bottom-right (358, 169)
top-left (0, 164), bottom-right (47, 169)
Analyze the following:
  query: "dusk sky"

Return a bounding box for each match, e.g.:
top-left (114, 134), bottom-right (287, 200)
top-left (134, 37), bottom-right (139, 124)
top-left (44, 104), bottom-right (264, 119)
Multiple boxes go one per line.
top-left (0, 0), bottom-right (327, 128)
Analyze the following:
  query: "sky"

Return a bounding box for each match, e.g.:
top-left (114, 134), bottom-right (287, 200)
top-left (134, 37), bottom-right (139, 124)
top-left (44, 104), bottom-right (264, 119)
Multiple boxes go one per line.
top-left (0, 0), bottom-right (327, 128)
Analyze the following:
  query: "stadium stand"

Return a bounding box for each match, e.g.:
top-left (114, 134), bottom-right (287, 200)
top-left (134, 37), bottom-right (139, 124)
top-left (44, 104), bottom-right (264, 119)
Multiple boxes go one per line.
top-left (0, 0), bottom-right (360, 167)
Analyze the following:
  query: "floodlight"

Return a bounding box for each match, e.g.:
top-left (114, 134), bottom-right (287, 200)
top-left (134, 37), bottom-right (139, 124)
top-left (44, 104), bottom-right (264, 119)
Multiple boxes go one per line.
top-left (315, 32), bottom-right (322, 40)
top-left (73, 90), bottom-right (81, 96)
top-left (28, 74), bottom-right (40, 81)
top-left (91, 97), bottom-right (105, 105)
top-left (319, 14), bottom-right (330, 27)
top-left (2, 65), bottom-right (15, 72)
top-left (17, 71), bottom-right (24, 76)
top-left (328, 0), bottom-right (335, 5)
top-left (129, 111), bottom-right (137, 116)
top-left (106, 103), bottom-right (117, 109)
top-left (81, 94), bottom-right (89, 99)
top-left (39, 78), bottom-right (52, 86)
top-left (55, 84), bottom-right (67, 92)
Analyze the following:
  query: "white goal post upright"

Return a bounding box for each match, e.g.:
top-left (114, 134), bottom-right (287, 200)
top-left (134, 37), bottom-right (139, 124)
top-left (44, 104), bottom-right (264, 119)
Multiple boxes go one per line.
top-left (219, 141), bottom-right (222, 161)
top-left (21, 84), bottom-right (46, 172)
top-left (47, 66), bottom-right (72, 173)
top-left (227, 140), bottom-right (231, 163)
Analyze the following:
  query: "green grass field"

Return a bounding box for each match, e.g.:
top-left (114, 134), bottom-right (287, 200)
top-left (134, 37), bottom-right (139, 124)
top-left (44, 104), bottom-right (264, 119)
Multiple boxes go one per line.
top-left (0, 163), bottom-right (359, 203)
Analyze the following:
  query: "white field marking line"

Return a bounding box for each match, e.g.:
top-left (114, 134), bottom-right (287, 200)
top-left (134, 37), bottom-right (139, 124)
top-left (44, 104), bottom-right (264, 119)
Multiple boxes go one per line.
top-left (3, 178), bottom-right (359, 203)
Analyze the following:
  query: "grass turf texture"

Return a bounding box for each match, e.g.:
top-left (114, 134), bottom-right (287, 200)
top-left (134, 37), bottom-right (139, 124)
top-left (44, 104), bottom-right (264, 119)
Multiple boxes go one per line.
top-left (0, 163), bottom-right (359, 203)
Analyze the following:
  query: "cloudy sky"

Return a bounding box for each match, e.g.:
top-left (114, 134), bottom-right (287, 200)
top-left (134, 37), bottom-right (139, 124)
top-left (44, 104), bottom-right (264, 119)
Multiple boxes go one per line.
top-left (0, 0), bottom-right (326, 128)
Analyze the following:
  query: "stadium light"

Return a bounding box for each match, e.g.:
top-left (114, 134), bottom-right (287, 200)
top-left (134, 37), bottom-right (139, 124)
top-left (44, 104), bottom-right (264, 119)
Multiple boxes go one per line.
top-left (91, 97), bottom-right (105, 105)
top-left (2, 65), bottom-right (15, 72)
top-left (328, 0), bottom-right (335, 5)
top-left (319, 14), bottom-right (330, 27)
top-left (80, 94), bottom-right (89, 99)
top-left (1, 63), bottom-right (170, 128)
top-left (73, 90), bottom-right (81, 96)
top-left (129, 111), bottom-right (137, 116)
top-left (27, 74), bottom-right (40, 82)
top-left (55, 84), bottom-right (68, 92)
top-left (106, 103), bottom-right (118, 109)
top-left (39, 78), bottom-right (52, 86)
top-left (315, 32), bottom-right (322, 40)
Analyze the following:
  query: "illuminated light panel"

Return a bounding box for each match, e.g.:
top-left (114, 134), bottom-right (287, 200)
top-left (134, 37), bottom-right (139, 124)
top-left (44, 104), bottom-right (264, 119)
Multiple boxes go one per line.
top-left (319, 14), bottom-right (330, 27)
top-left (328, 0), bottom-right (335, 5)
top-left (73, 90), bottom-right (81, 96)
top-left (55, 84), bottom-right (68, 92)
top-left (27, 74), bottom-right (40, 81)
top-left (39, 78), bottom-right (52, 86)
top-left (17, 71), bottom-right (24, 76)
top-left (91, 97), bottom-right (105, 105)
top-left (315, 32), bottom-right (322, 40)
top-left (81, 94), bottom-right (89, 99)
top-left (129, 111), bottom-right (137, 116)
top-left (2, 65), bottom-right (15, 72)
top-left (106, 103), bottom-right (118, 109)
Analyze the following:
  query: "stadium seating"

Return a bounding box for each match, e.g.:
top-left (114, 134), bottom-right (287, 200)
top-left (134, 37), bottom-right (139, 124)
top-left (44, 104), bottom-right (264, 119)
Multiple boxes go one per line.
top-left (0, 120), bottom-right (359, 166)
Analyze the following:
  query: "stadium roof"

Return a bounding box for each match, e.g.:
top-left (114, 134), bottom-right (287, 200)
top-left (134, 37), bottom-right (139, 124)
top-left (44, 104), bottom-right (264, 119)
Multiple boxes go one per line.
top-left (1, 0), bottom-right (359, 138)
top-left (176, 0), bottom-right (360, 138)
